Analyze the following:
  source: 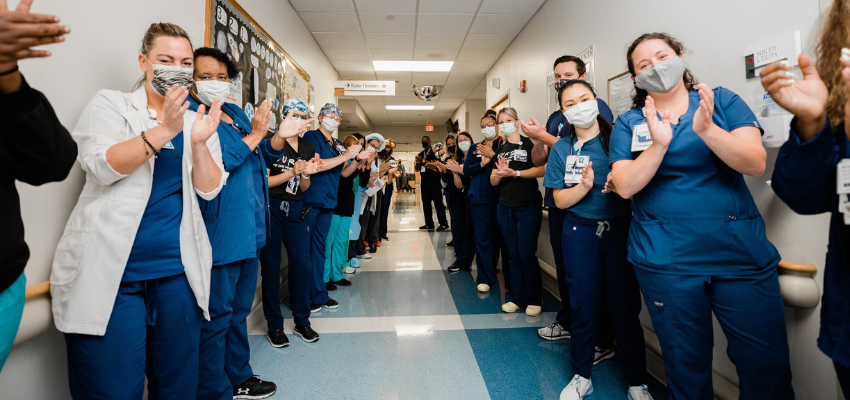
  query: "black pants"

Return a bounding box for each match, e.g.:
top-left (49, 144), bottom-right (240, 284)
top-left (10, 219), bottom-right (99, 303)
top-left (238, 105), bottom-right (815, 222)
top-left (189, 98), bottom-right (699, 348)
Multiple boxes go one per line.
top-left (447, 190), bottom-right (475, 268)
top-left (421, 180), bottom-right (448, 227)
top-left (379, 183), bottom-right (393, 239)
top-left (549, 207), bottom-right (614, 347)
top-left (836, 360), bottom-right (850, 399)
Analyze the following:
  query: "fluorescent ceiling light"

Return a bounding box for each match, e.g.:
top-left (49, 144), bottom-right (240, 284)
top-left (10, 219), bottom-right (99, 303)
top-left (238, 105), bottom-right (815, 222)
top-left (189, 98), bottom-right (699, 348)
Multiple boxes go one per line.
top-left (386, 105), bottom-right (434, 110)
top-left (373, 61), bottom-right (453, 72)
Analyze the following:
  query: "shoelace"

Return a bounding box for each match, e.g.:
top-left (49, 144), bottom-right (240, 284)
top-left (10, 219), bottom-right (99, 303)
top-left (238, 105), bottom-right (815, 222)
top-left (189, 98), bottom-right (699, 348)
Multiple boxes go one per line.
top-left (630, 385), bottom-right (650, 400)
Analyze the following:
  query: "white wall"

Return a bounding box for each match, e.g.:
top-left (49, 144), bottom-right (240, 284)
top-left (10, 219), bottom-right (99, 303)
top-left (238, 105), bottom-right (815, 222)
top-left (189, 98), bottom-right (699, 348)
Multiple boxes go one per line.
top-left (0, 0), bottom-right (337, 397)
top-left (487, 0), bottom-right (836, 398)
top-left (451, 99), bottom-right (486, 141)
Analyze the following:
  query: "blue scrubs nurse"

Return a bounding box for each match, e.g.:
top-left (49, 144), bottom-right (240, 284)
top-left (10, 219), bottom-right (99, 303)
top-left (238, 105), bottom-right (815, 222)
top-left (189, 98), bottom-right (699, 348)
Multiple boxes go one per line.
top-left (761, 42), bottom-right (850, 395)
top-left (609, 33), bottom-right (794, 400)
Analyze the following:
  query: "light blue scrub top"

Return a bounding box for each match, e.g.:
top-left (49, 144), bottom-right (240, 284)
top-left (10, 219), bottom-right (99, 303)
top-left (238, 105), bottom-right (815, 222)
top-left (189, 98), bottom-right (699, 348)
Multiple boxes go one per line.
top-left (609, 87), bottom-right (779, 275)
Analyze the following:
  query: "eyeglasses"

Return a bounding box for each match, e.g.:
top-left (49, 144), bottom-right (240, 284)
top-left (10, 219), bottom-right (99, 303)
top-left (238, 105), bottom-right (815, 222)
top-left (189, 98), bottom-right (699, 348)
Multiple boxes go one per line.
top-left (480, 122), bottom-right (495, 129)
top-left (323, 113), bottom-right (341, 122)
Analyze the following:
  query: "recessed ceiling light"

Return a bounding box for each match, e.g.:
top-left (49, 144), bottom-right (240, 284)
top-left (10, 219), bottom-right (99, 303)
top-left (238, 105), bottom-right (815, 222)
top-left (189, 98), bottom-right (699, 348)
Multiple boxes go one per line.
top-left (373, 61), bottom-right (453, 72)
top-left (387, 105), bottom-right (434, 110)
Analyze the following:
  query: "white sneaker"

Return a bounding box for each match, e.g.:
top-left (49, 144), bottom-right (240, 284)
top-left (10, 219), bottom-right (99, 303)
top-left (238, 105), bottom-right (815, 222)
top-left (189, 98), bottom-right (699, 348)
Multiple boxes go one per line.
top-left (356, 254), bottom-right (371, 259)
top-left (559, 374), bottom-right (593, 400)
top-left (628, 385), bottom-right (654, 400)
top-left (501, 302), bottom-right (522, 313)
top-left (593, 346), bottom-right (615, 365)
top-left (538, 323), bottom-right (571, 341)
top-left (525, 305), bottom-right (542, 317)
top-left (476, 284), bottom-right (491, 293)
top-left (342, 267), bottom-right (356, 274)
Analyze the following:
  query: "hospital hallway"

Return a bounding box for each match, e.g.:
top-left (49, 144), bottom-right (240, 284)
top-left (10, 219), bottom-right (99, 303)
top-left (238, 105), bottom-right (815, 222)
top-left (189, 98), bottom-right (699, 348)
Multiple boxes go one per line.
top-left (246, 191), bottom-right (670, 400)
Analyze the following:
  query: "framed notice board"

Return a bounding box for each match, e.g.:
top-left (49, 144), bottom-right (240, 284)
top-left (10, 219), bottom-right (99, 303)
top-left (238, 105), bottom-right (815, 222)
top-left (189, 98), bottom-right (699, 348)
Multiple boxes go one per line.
top-left (205, 0), bottom-right (312, 133)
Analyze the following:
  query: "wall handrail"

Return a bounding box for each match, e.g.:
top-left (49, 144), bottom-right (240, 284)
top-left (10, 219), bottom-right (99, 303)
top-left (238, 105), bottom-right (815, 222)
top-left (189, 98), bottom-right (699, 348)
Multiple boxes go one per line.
top-left (24, 281), bottom-right (50, 301)
top-left (777, 260), bottom-right (817, 274)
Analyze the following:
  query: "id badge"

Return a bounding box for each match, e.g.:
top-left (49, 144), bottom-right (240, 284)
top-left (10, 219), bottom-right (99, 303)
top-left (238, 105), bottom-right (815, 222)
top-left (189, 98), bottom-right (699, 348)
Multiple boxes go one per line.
top-left (335, 144), bottom-right (346, 156)
top-left (631, 123), bottom-right (652, 152)
top-left (837, 159), bottom-right (850, 194)
top-left (842, 194), bottom-right (850, 225)
top-left (421, 166), bottom-right (426, 173)
top-left (162, 140), bottom-right (175, 150)
top-left (564, 155), bottom-right (589, 185)
top-left (513, 149), bottom-right (528, 162)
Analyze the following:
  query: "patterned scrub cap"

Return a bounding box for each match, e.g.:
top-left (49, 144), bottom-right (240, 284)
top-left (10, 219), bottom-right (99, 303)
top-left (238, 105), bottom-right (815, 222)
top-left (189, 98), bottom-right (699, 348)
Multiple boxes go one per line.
top-left (283, 98), bottom-right (308, 117)
top-left (320, 103), bottom-right (342, 117)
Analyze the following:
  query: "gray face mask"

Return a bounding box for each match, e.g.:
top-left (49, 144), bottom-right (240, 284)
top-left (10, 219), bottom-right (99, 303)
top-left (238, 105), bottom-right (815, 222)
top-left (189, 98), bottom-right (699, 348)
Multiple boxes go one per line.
top-left (634, 56), bottom-right (686, 93)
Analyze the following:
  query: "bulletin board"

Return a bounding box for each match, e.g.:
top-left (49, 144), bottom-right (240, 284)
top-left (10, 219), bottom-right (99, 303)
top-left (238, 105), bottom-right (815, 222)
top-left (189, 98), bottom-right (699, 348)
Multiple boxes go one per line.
top-left (205, 0), bottom-right (312, 134)
top-left (607, 71), bottom-right (634, 120)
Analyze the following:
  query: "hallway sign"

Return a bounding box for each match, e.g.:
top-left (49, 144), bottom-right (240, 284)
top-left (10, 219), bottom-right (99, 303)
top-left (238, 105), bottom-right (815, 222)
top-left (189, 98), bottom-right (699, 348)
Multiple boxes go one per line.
top-left (335, 81), bottom-right (396, 96)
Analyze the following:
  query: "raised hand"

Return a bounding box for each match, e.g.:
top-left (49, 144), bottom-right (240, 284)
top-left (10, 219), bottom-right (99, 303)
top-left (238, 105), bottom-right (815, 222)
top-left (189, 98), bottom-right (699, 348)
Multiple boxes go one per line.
top-left (580, 161), bottom-right (594, 190)
top-left (191, 98), bottom-right (223, 145)
top-left (379, 160), bottom-right (392, 174)
top-left (304, 154), bottom-right (321, 175)
top-left (645, 95), bottom-right (673, 148)
top-left (162, 86), bottom-right (191, 138)
top-left (601, 171), bottom-right (617, 194)
top-left (250, 99), bottom-right (273, 137)
top-left (477, 143), bottom-right (495, 158)
top-left (693, 83), bottom-right (716, 135)
top-left (0, 0), bottom-right (70, 71)
top-left (292, 159), bottom-right (307, 175)
top-left (277, 111), bottom-right (313, 139)
top-left (520, 116), bottom-right (546, 141)
top-left (760, 54), bottom-right (827, 126)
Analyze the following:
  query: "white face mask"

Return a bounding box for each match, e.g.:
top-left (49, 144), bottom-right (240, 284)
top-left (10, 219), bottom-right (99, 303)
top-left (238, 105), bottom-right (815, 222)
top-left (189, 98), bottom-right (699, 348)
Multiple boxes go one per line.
top-left (321, 118), bottom-right (339, 132)
top-left (482, 126), bottom-right (497, 139)
top-left (458, 141), bottom-right (471, 152)
top-left (194, 80), bottom-right (231, 106)
top-left (563, 100), bottom-right (599, 129)
top-left (499, 122), bottom-right (517, 136)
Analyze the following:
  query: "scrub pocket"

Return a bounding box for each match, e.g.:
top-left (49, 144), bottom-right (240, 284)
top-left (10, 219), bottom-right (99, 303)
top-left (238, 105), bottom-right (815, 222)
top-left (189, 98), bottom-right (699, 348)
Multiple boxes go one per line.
top-left (725, 215), bottom-right (778, 268)
top-left (629, 219), bottom-right (672, 268)
top-left (51, 197), bottom-right (104, 286)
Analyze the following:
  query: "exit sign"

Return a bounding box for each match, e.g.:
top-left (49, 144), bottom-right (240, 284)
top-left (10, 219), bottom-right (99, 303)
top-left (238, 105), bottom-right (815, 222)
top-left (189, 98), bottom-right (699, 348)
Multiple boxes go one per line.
top-left (425, 125), bottom-right (434, 132)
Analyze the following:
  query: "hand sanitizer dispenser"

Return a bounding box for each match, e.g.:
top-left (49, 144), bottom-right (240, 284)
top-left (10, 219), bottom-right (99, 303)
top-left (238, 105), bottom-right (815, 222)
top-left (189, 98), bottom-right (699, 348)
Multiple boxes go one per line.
top-left (755, 90), bottom-right (794, 148)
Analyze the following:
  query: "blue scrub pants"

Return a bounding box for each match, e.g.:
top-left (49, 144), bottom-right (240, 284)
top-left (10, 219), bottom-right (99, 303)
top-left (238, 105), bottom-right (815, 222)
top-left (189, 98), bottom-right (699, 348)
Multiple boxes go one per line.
top-left (198, 258), bottom-right (258, 400)
top-left (447, 191), bottom-right (474, 269)
top-left (497, 203), bottom-right (543, 307)
top-left (65, 273), bottom-right (202, 400)
top-left (635, 266), bottom-right (794, 400)
top-left (260, 198), bottom-right (311, 330)
top-left (324, 214), bottom-right (350, 283)
top-left (305, 206), bottom-right (333, 305)
top-left (469, 203), bottom-right (509, 288)
top-left (563, 213), bottom-right (646, 384)
top-left (835, 360), bottom-right (850, 399)
top-left (0, 272), bottom-right (25, 373)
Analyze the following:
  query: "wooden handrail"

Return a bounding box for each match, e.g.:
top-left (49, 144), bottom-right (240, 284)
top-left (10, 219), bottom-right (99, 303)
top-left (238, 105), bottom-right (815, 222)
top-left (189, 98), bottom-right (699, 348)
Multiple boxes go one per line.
top-left (778, 260), bottom-right (817, 274)
top-left (24, 281), bottom-right (50, 300)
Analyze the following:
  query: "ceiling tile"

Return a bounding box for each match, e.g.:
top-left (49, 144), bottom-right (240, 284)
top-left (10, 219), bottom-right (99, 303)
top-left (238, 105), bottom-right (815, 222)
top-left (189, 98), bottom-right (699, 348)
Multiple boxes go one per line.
top-left (479, 0), bottom-right (545, 14)
top-left (439, 91), bottom-right (471, 100)
top-left (455, 49), bottom-right (503, 63)
top-left (441, 85), bottom-right (476, 93)
top-left (451, 61), bottom-right (493, 74)
top-left (375, 71), bottom-right (413, 80)
top-left (466, 92), bottom-right (486, 99)
top-left (290, 0), bottom-right (355, 12)
top-left (416, 13), bottom-right (475, 34)
top-left (365, 33), bottom-right (415, 48)
top-left (359, 13), bottom-right (416, 33)
top-left (299, 12), bottom-right (361, 32)
top-left (412, 71), bottom-right (449, 85)
top-left (369, 48), bottom-right (414, 61)
top-left (356, 96), bottom-right (385, 102)
top-left (354, 0), bottom-right (417, 13)
top-left (415, 33), bottom-right (465, 49)
top-left (418, 0), bottom-right (481, 13)
top-left (324, 48), bottom-right (373, 61)
top-left (470, 13), bottom-right (531, 34)
top-left (446, 76), bottom-right (484, 86)
top-left (338, 71), bottom-right (376, 79)
top-left (462, 33), bottom-right (515, 50)
top-left (413, 48), bottom-right (459, 61)
top-left (313, 32), bottom-right (366, 48)
top-left (331, 60), bottom-right (375, 72)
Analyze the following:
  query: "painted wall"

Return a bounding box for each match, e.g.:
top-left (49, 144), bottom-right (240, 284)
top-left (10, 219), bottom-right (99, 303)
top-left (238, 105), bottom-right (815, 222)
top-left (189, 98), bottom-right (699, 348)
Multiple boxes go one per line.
top-left (486, 0), bottom-right (836, 398)
top-left (0, 0), bottom-right (337, 397)
top-left (451, 99), bottom-right (486, 141)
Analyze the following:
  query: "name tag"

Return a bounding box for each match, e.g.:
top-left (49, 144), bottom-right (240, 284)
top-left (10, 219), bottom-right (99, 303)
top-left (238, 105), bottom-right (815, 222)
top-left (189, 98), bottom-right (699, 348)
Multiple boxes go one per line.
top-left (564, 155), bottom-right (590, 185)
top-left (335, 144), bottom-right (346, 155)
top-left (162, 140), bottom-right (175, 150)
top-left (513, 149), bottom-right (528, 162)
top-left (631, 123), bottom-right (652, 152)
top-left (421, 166), bottom-right (426, 173)
top-left (838, 159), bottom-right (850, 225)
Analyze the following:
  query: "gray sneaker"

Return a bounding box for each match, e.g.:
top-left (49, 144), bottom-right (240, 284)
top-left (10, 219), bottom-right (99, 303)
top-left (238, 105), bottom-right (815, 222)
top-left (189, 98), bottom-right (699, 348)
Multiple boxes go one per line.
top-left (538, 323), bottom-right (571, 341)
top-left (593, 346), bottom-right (616, 365)
top-left (628, 384), bottom-right (654, 400)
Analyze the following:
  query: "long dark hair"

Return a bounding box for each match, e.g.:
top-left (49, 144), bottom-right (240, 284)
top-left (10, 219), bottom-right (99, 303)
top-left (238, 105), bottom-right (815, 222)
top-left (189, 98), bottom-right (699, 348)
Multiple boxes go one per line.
top-left (557, 80), bottom-right (612, 154)
top-left (453, 131), bottom-right (473, 162)
top-left (626, 32), bottom-right (698, 109)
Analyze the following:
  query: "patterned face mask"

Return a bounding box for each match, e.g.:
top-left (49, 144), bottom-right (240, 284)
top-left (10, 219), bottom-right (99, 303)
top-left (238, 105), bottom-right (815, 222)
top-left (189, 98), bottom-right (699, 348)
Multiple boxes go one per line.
top-left (145, 56), bottom-right (194, 97)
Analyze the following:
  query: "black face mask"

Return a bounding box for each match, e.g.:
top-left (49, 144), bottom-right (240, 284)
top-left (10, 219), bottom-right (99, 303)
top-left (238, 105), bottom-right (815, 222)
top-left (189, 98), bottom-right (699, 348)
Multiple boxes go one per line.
top-left (447, 145), bottom-right (456, 154)
top-left (378, 150), bottom-right (387, 158)
top-left (422, 141), bottom-right (430, 149)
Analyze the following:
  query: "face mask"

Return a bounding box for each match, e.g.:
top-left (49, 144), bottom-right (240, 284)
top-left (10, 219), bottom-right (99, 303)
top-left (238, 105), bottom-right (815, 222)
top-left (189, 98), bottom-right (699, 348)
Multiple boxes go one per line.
top-left (554, 79), bottom-right (572, 91)
top-left (482, 126), bottom-right (497, 139)
top-left (458, 141), bottom-right (471, 152)
top-left (194, 80), bottom-right (231, 106)
top-left (634, 56), bottom-right (686, 93)
top-left (321, 118), bottom-right (339, 132)
top-left (146, 57), bottom-right (194, 97)
top-left (563, 100), bottom-right (599, 129)
top-left (447, 145), bottom-right (456, 154)
top-left (499, 122), bottom-right (517, 136)
top-left (422, 141), bottom-right (430, 149)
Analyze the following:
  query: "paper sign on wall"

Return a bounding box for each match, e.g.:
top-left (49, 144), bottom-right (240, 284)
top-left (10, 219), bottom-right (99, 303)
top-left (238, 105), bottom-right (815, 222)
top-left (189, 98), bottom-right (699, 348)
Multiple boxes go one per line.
top-left (743, 31), bottom-right (801, 79)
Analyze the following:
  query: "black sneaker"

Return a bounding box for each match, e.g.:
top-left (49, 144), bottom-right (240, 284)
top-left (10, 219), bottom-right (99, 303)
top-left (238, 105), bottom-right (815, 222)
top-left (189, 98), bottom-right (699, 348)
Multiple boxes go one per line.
top-left (310, 303), bottom-right (321, 313)
top-left (448, 264), bottom-right (469, 273)
top-left (325, 281), bottom-right (337, 291)
top-left (233, 376), bottom-right (276, 399)
top-left (323, 299), bottom-right (339, 309)
top-left (435, 225), bottom-right (449, 232)
top-left (265, 329), bottom-right (289, 348)
top-left (369, 243), bottom-right (378, 253)
top-left (333, 278), bottom-right (352, 287)
top-left (446, 240), bottom-right (454, 247)
top-left (419, 225), bottom-right (434, 230)
top-left (381, 236), bottom-right (389, 241)
top-left (294, 325), bottom-right (320, 343)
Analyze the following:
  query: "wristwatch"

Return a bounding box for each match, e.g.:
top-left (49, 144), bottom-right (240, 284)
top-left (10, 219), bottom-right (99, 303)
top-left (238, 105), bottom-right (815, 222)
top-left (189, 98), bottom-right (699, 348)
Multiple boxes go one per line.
top-left (515, 170), bottom-right (521, 178)
top-left (301, 174), bottom-right (310, 180)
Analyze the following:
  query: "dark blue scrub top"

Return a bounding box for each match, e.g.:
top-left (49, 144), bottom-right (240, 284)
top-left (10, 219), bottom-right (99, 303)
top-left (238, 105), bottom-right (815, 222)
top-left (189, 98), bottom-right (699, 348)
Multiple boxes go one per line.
top-left (543, 98), bottom-right (614, 207)
top-left (124, 131), bottom-right (184, 282)
top-left (772, 118), bottom-right (850, 367)
top-left (463, 137), bottom-right (503, 205)
top-left (190, 97), bottom-right (282, 265)
top-left (544, 135), bottom-right (630, 220)
top-left (302, 129), bottom-right (344, 210)
top-left (609, 87), bottom-right (778, 275)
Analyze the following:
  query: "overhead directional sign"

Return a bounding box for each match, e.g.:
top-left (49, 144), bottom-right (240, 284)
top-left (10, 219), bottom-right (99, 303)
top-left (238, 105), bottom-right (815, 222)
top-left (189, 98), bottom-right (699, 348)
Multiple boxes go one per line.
top-left (334, 80), bottom-right (396, 96)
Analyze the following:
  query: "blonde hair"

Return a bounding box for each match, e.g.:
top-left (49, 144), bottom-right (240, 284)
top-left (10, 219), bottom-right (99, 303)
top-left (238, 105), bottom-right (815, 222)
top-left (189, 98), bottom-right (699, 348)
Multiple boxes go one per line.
top-left (497, 107), bottom-right (519, 122)
top-left (342, 134), bottom-right (360, 148)
top-left (816, 0), bottom-right (850, 127)
top-left (133, 23), bottom-right (193, 90)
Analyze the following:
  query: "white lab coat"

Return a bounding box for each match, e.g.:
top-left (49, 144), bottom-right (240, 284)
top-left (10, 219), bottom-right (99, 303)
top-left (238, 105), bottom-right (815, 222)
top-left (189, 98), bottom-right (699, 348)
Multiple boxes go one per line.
top-left (50, 87), bottom-right (227, 336)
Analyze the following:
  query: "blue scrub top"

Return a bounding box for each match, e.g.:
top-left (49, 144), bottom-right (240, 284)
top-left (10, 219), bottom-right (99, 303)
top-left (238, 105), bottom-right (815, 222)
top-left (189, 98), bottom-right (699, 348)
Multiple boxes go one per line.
top-left (772, 118), bottom-right (850, 367)
top-left (544, 98), bottom-right (614, 207)
top-left (463, 137), bottom-right (503, 205)
top-left (302, 129), bottom-right (345, 209)
top-left (609, 87), bottom-right (778, 275)
top-left (544, 135), bottom-right (630, 220)
top-left (124, 131), bottom-right (184, 282)
top-left (190, 97), bottom-right (282, 265)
